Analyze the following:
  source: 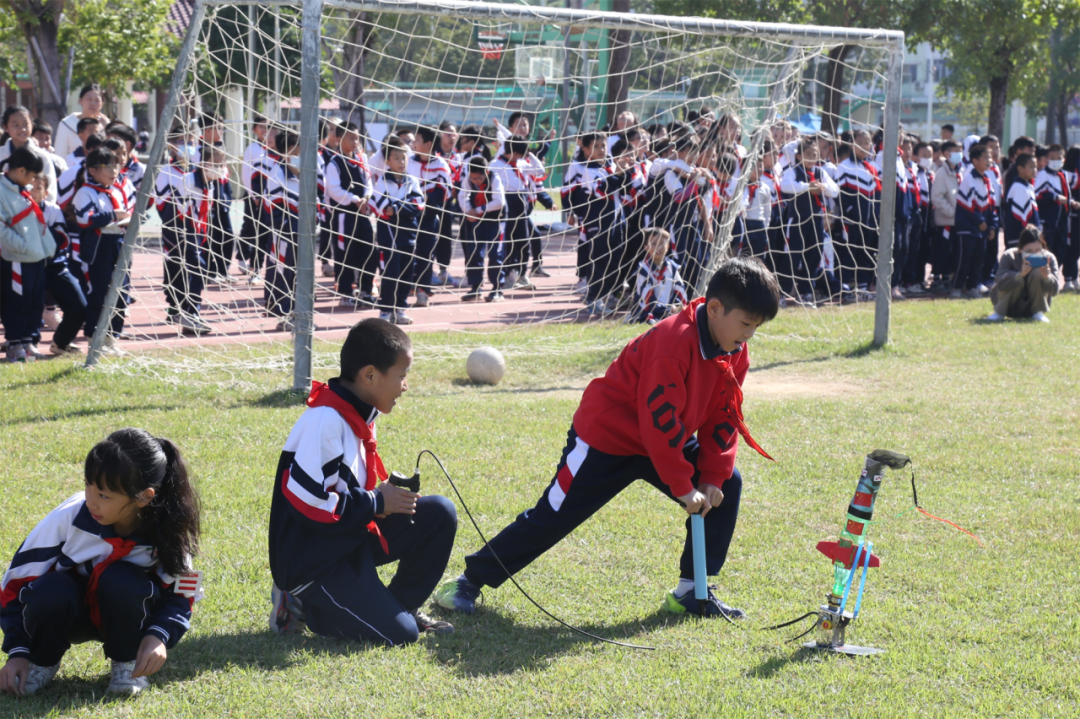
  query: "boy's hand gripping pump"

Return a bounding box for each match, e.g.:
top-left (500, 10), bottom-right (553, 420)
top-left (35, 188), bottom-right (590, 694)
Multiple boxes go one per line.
top-left (388, 469), bottom-right (420, 524)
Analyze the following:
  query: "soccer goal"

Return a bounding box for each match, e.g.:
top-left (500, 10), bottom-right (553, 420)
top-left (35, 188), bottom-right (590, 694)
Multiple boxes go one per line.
top-left (84, 0), bottom-right (905, 389)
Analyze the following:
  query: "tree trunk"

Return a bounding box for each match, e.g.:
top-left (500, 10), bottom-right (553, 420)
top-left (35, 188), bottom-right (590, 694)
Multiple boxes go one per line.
top-left (324, 11), bottom-right (370, 137)
top-left (987, 74), bottom-right (1009, 142)
top-left (1056, 93), bottom-right (1068, 146)
top-left (20, 8), bottom-right (65, 130)
top-left (821, 45), bottom-right (852, 137)
top-left (606, 0), bottom-right (631, 124)
top-left (1046, 25), bottom-right (1061, 144)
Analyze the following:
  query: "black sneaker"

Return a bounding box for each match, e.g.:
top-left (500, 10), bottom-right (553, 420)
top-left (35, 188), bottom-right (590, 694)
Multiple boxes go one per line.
top-left (434, 577), bottom-right (483, 614)
top-left (662, 585), bottom-right (746, 619)
top-left (413, 610), bottom-right (455, 635)
top-left (461, 289), bottom-right (482, 302)
top-left (485, 290), bottom-right (504, 303)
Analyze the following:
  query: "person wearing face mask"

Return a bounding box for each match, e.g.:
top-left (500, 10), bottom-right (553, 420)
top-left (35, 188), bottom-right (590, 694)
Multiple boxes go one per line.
top-left (901, 140), bottom-right (935, 295)
top-left (929, 140), bottom-right (963, 293)
top-left (1034, 144), bottom-right (1079, 284)
top-left (987, 224), bottom-right (1061, 322)
top-left (192, 145), bottom-right (235, 290)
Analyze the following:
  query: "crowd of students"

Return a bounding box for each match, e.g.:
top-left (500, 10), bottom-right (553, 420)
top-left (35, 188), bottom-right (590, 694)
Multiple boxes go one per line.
top-left (4, 92), bottom-right (1080, 361)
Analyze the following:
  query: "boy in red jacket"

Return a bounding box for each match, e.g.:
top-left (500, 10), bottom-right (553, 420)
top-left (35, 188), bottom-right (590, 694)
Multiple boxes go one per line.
top-left (436, 257), bottom-right (780, 619)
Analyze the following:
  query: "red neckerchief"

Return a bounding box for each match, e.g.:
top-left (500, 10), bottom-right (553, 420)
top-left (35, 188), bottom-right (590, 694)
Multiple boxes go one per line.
top-left (306, 381), bottom-right (390, 552)
top-left (862, 160), bottom-right (883, 193)
top-left (9, 190), bottom-right (46, 227)
top-left (712, 354), bottom-right (773, 462)
top-left (802, 166), bottom-right (824, 211)
top-left (85, 182), bottom-right (123, 211)
top-left (473, 180), bottom-right (488, 208)
top-left (86, 536), bottom-right (138, 631)
top-left (747, 182), bottom-right (759, 205)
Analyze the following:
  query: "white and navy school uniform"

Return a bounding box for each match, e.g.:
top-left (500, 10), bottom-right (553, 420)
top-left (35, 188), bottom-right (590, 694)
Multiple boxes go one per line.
top-left (1067, 169), bottom-right (1080, 282)
top-left (490, 154), bottom-right (534, 277)
top-left (433, 146), bottom-right (463, 273)
top-left (1, 493), bottom-right (201, 667)
top-left (874, 148), bottom-right (916, 287)
top-left (632, 254), bottom-right (688, 323)
top-left (371, 172), bottom-right (425, 310)
top-left (1034, 165), bottom-right (1071, 261)
top-left (239, 141), bottom-right (272, 272)
top-left (740, 180), bottom-right (772, 259)
top-left (324, 150), bottom-right (376, 298)
top-left (73, 179), bottom-right (132, 337)
top-left (154, 161), bottom-right (204, 319)
top-left (567, 159), bottom-right (631, 302)
top-left (835, 156), bottom-right (882, 288)
top-left (262, 156), bottom-right (301, 318)
top-left (407, 154), bottom-right (452, 290)
top-left (40, 200), bottom-right (87, 350)
top-left (268, 379), bottom-right (456, 646)
top-left (1002, 177), bottom-right (1040, 248)
top-left (952, 167), bottom-right (995, 291)
top-left (190, 164), bottom-right (236, 281)
top-left (662, 159), bottom-right (713, 295)
top-left (121, 156), bottom-right (146, 194)
top-left (522, 152), bottom-right (554, 271)
top-left (780, 163), bottom-right (840, 295)
top-left (456, 171), bottom-right (505, 293)
top-left (64, 147), bottom-right (86, 168)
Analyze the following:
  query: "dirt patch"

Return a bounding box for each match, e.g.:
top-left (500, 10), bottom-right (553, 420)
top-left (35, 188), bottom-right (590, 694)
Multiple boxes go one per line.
top-left (743, 370), bottom-right (865, 400)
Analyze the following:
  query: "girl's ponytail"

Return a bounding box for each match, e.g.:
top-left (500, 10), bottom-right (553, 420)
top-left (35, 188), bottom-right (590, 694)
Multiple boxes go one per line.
top-left (153, 437), bottom-right (201, 577)
top-left (84, 428), bottom-right (201, 578)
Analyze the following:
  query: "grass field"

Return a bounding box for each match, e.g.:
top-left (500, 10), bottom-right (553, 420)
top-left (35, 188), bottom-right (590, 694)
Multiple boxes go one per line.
top-left (1, 297), bottom-right (1078, 718)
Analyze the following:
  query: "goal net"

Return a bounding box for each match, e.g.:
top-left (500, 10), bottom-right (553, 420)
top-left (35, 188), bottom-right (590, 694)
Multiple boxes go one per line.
top-left (82, 0), bottom-right (904, 387)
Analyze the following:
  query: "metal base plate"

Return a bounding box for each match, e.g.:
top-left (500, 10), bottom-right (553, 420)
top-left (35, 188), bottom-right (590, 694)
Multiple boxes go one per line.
top-left (803, 641), bottom-right (885, 656)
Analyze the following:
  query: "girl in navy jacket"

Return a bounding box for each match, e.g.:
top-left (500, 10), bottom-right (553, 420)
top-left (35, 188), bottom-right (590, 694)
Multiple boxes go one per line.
top-left (1, 429), bottom-right (203, 697)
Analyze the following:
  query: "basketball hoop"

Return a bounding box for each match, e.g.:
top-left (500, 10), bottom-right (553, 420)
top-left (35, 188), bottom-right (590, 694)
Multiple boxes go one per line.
top-left (478, 31), bottom-right (508, 61)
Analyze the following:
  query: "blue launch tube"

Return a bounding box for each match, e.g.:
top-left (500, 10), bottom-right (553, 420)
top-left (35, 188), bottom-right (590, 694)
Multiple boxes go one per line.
top-left (692, 513), bottom-right (707, 602)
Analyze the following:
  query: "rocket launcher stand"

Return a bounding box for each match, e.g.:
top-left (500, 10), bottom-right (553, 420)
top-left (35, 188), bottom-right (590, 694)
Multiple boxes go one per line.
top-left (803, 449), bottom-right (910, 656)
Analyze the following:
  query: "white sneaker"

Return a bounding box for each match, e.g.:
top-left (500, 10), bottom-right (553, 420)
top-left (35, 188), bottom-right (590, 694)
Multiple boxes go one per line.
top-left (26, 343), bottom-right (46, 359)
top-left (572, 278), bottom-right (588, 295)
top-left (378, 311), bottom-right (394, 323)
top-left (321, 262), bottom-right (334, 278)
top-left (986, 312), bottom-right (1004, 321)
top-left (512, 274), bottom-right (535, 290)
top-left (393, 311), bottom-right (414, 326)
top-left (414, 289), bottom-right (430, 308)
top-left (43, 307), bottom-right (62, 329)
top-left (975, 283), bottom-right (990, 296)
top-left (237, 259), bottom-right (250, 274)
top-left (1065, 279), bottom-right (1078, 292)
top-left (22, 660), bottom-right (61, 695)
top-left (107, 660), bottom-right (149, 695)
top-left (1032, 311), bottom-right (1050, 323)
top-left (501, 269), bottom-right (519, 290)
top-left (903, 283), bottom-right (927, 295)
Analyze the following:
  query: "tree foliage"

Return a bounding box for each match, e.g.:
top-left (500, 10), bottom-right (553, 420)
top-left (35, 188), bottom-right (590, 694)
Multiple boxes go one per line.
top-left (58, 0), bottom-right (178, 106)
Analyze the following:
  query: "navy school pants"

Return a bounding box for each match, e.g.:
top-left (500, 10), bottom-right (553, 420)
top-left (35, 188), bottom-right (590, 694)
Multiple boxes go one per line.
top-left (80, 232), bottom-right (126, 338)
top-left (1, 258), bottom-right (47, 344)
top-left (239, 197), bottom-right (272, 273)
top-left (412, 208), bottom-right (444, 292)
top-left (460, 218), bottom-right (502, 292)
top-left (300, 495), bottom-right (458, 647)
top-left (377, 224), bottom-right (418, 311)
top-left (331, 209), bottom-right (377, 297)
top-left (162, 226), bottom-right (206, 318)
top-left (463, 426), bottom-right (742, 588)
top-left (17, 562), bottom-right (175, 666)
top-left (43, 260), bottom-right (87, 349)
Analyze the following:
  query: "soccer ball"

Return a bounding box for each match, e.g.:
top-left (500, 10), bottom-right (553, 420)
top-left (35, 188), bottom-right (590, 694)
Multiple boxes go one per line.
top-left (466, 346), bottom-right (506, 385)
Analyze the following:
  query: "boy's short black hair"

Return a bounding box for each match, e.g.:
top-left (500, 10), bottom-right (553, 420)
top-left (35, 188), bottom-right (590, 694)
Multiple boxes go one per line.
top-left (6, 145), bottom-right (46, 174)
top-left (704, 256), bottom-right (780, 322)
top-left (504, 134), bottom-right (529, 157)
top-left (275, 130), bottom-right (299, 154)
top-left (340, 318), bottom-right (412, 379)
top-left (106, 124), bottom-right (137, 149)
top-left (941, 124), bottom-right (954, 132)
top-left (969, 144), bottom-right (987, 162)
top-left (77, 116), bottom-right (101, 133)
top-left (415, 125), bottom-right (438, 145)
top-left (85, 134), bottom-right (105, 153)
top-left (32, 119), bottom-right (52, 136)
top-left (716, 152), bottom-right (738, 176)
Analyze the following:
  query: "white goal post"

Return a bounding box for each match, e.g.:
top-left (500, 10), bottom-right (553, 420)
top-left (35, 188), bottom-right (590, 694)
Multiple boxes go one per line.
top-left (85, 0), bottom-right (905, 390)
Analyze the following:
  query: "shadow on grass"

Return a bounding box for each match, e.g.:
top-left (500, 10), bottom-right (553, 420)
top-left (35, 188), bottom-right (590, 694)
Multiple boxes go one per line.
top-left (0, 364), bottom-right (83, 390)
top-left (4, 404), bottom-right (181, 426)
top-left (744, 646), bottom-right (822, 678)
top-left (841, 340), bottom-right (887, 358)
top-left (427, 607), bottom-right (676, 676)
top-left (749, 355), bottom-right (833, 373)
top-left (445, 378), bottom-right (587, 395)
top-left (240, 389), bottom-right (309, 408)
